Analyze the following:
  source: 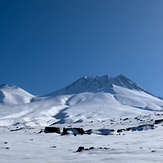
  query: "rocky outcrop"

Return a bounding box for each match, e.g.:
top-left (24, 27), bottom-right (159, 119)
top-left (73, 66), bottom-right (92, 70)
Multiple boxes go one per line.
top-left (43, 123), bottom-right (156, 136)
top-left (117, 124), bottom-right (154, 133)
top-left (154, 119), bottom-right (163, 125)
top-left (44, 127), bottom-right (61, 134)
top-left (76, 146), bottom-right (110, 152)
top-left (93, 129), bottom-right (115, 135)
top-left (61, 128), bottom-right (85, 136)
top-left (125, 124), bottom-right (154, 131)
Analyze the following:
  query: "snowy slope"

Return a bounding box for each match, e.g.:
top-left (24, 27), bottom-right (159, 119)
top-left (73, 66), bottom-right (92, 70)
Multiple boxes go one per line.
top-left (0, 75), bottom-right (163, 128)
top-left (0, 84), bottom-right (34, 105)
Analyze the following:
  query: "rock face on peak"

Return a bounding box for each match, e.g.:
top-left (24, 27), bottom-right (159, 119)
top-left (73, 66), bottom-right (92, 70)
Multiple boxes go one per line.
top-left (47, 74), bottom-right (144, 96)
top-left (0, 84), bottom-right (34, 105)
top-left (111, 75), bottom-right (144, 91)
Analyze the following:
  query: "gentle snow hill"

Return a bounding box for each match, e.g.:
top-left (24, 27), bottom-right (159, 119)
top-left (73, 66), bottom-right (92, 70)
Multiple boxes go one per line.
top-left (0, 74), bottom-right (163, 128)
top-left (0, 84), bottom-right (34, 105)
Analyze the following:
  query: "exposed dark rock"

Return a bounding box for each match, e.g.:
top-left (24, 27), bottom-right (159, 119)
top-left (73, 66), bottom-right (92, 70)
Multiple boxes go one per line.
top-left (134, 117), bottom-right (143, 122)
top-left (151, 150), bottom-right (156, 152)
top-left (44, 127), bottom-right (61, 134)
top-left (75, 128), bottom-right (85, 135)
top-left (61, 128), bottom-right (67, 135)
top-left (89, 147), bottom-right (95, 150)
top-left (38, 129), bottom-right (44, 133)
top-left (154, 119), bottom-right (163, 125)
top-left (117, 129), bottom-right (125, 133)
top-left (85, 147), bottom-right (95, 151)
top-left (76, 146), bottom-right (110, 152)
top-left (84, 129), bottom-right (92, 135)
top-left (126, 124), bottom-right (154, 132)
top-left (123, 118), bottom-right (129, 121)
top-left (76, 146), bottom-right (85, 152)
top-left (103, 147), bottom-right (110, 150)
top-left (76, 146), bottom-right (95, 152)
top-left (85, 129), bottom-right (115, 135)
top-left (4, 147), bottom-right (10, 150)
top-left (96, 129), bottom-right (114, 135)
top-left (98, 147), bottom-right (110, 150)
top-left (10, 127), bottom-right (24, 132)
top-left (43, 122), bottom-right (156, 136)
top-left (74, 119), bottom-right (83, 123)
top-left (126, 127), bottom-right (131, 131)
top-left (4, 141), bottom-right (8, 144)
top-left (61, 128), bottom-right (85, 136)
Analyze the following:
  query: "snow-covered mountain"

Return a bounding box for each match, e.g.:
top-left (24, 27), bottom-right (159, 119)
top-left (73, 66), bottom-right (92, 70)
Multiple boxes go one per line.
top-left (0, 74), bottom-right (163, 128)
top-left (0, 84), bottom-right (34, 105)
top-left (46, 74), bottom-right (144, 96)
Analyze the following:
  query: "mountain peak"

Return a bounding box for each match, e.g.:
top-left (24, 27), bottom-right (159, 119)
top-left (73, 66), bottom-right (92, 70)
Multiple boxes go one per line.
top-left (47, 74), bottom-right (144, 96)
top-left (116, 74), bottom-right (128, 80)
top-left (113, 74), bottom-right (144, 91)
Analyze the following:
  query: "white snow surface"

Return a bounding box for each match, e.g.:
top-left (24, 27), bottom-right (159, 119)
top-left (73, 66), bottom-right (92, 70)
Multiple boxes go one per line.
top-left (1, 126), bottom-right (163, 163)
top-left (0, 84), bottom-right (34, 105)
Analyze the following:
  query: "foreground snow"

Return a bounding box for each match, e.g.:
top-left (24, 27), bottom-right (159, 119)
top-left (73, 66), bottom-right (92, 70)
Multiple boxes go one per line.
top-left (0, 126), bottom-right (163, 163)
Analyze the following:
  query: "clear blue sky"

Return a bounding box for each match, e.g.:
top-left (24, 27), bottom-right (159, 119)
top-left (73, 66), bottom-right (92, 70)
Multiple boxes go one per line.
top-left (0, 0), bottom-right (163, 97)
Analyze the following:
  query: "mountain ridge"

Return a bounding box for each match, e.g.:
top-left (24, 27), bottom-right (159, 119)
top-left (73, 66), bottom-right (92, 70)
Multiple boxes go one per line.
top-left (45, 74), bottom-right (146, 97)
top-left (0, 74), bottom-right (162, 102)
